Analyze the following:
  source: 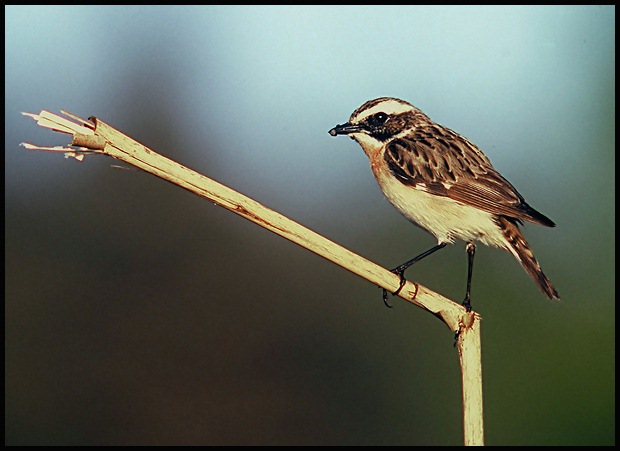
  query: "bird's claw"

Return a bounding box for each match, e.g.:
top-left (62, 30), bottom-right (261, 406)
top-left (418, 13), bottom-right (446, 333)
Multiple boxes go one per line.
top-left (382, 269), bottom-right (407, 308)
top-left (462, 296), bottom-right (472, 312)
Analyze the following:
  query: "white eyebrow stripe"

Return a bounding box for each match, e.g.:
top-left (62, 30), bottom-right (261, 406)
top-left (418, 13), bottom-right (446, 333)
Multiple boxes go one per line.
top-left (353, 99), bottom-right (414, 121)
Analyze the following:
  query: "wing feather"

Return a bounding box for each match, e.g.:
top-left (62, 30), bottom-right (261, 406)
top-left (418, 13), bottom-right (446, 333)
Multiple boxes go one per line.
top-left (384, 127), bottom-right (555, 227)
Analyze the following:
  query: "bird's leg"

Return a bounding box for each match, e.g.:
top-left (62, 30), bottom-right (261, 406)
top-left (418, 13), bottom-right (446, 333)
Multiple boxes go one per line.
top-left (462, 242), bottom-right (476, 312)
top-left (382, 243), bottom-right (448, 307)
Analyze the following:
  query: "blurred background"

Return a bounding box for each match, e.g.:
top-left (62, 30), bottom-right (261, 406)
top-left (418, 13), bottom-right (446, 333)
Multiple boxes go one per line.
top-left (5, 5), bottom-right (614, 446)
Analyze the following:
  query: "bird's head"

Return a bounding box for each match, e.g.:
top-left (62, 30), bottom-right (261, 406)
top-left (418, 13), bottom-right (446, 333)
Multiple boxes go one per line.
top-left (329, 97), bottom-right (428, 154)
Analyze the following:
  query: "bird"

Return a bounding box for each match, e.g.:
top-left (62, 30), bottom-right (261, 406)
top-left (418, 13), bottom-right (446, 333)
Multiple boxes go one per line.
top-left (328, 97), bottom-right (559, 310)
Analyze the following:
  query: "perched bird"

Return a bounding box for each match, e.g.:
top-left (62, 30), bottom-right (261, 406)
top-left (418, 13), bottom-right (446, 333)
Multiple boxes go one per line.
top-left (328, 97), bottom-right (559, 310)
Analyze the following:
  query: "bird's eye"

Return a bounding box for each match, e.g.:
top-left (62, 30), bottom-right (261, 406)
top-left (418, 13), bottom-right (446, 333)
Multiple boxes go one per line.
top-left (373, 112), bottom-right (388, 124)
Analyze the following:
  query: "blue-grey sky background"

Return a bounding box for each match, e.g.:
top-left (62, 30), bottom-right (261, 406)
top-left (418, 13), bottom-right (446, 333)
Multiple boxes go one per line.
top-left (6, 5), bottom-right (614, 446)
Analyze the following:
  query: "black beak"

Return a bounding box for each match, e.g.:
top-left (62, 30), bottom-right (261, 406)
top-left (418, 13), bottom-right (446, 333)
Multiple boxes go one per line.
top-left (328, 122), bottom-right (364, 137)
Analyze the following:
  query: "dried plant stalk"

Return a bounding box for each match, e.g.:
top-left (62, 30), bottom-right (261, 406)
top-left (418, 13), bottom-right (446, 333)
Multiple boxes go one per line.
top-left (22, 110), bottom-right (484, 445)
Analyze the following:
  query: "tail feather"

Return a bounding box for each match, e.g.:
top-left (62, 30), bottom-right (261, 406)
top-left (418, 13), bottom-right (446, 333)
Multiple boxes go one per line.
top-left (497, 217), bottom-right (560, 300)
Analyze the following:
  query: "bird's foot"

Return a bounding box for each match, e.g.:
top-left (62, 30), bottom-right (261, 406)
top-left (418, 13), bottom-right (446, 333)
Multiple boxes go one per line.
top-left (382, 268), bottom-right (407, 308)
top-left (462, 295), bottom-right (472, 312)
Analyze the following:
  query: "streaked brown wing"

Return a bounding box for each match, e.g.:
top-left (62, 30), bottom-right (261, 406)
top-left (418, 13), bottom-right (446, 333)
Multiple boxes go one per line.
top-left (384, 127), bottom-right (553, 226)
